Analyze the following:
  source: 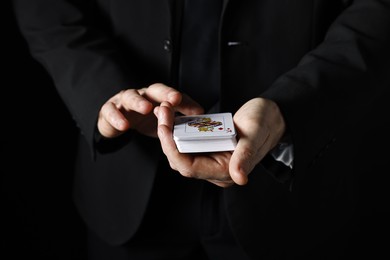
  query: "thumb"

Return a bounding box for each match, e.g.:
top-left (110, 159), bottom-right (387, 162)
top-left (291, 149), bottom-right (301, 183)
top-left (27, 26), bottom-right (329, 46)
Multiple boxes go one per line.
top-left (229, 138), bottom-right (255, 186)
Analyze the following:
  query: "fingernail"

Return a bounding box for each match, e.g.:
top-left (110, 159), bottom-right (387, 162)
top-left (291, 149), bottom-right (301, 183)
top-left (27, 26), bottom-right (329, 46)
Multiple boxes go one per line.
top-left (154, 107), bottom-right (160, 117)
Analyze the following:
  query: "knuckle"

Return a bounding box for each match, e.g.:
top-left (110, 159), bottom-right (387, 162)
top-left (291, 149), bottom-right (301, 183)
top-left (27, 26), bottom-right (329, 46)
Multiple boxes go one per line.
top-left (168, 162), bottom-right (177, 171)
top-left (220, 183), bottom-right (234, 188)
top-left (101, 102), bottom-right (111, 112)
top-left (149, 83), bottom-right (165, 89)
top-left (121, 89), bottom-right (137, 101)
top-left (179, 168), bottom-right (195, 178)
top-left (219, 164), bottom-right (230, 174)
top-left (210, 180), bottom-right (234, 188)
top-left (101, 103), bottom-right (114, 118)
top-left (241, 145), bottom-right (257, 159)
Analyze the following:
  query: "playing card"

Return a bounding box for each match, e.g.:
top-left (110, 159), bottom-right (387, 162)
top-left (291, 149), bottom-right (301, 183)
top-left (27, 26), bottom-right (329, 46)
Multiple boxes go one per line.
top-left (173, 112), bottom-right (237, 153)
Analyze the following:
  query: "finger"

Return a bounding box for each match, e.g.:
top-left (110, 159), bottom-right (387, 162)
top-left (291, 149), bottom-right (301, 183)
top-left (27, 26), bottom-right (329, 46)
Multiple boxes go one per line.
top-left (119, 89), bottom-right (154, 115)
top-left (155, 102), bottom-right (205, 177)
top-left (156, 101), bottom-right (180, 155)
top-left (145, 83), bottom-right (183, 106)
top-left (98, 102), bottom-right (130, 138)
top-left (147, 84), bottom-right (204, 115)
top-left (157, 101), bottom-right (175, 130)
top-left (229, 134), bottom-right (269, 186)
top-left (156, 102), bottom-right (231, 181)
top-left (207, 179), bottom-right (235, 188)
top-left (175, 93), bottom-right (205, 116)
top-left (156, 102), bottom-right (190, 169)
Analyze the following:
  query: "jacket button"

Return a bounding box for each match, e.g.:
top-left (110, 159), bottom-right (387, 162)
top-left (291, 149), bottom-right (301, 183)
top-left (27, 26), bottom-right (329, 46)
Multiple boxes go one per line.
top-left (163, 39), bottom-right (172, 52)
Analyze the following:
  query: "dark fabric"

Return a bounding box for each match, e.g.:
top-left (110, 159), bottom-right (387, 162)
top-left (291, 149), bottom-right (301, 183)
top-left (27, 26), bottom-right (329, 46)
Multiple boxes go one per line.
top-left (87, 161), bottom-right (250, 260)
top-left (179, 0), bottom-right (222, 111)
top-left (13, 0), bottom-right (390, 258)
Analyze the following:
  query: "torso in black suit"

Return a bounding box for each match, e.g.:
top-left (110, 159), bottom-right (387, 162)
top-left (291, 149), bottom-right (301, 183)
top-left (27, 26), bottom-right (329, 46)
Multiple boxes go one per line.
top-left (13, 0), bottom-right (390, 258)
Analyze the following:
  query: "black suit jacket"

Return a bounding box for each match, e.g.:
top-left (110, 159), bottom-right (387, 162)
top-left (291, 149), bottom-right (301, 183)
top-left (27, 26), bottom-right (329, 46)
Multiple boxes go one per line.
top-left (14, 0), bottom-right (390, 258)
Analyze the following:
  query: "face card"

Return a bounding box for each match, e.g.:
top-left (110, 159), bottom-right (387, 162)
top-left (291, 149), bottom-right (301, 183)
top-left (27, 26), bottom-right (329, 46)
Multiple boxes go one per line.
top-left (173, 113), bottom-right (236, 140)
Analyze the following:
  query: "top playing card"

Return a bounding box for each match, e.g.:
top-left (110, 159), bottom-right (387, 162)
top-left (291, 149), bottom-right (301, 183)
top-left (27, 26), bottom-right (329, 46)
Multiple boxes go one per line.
top-left (173, 112), bottom-right (236, 141)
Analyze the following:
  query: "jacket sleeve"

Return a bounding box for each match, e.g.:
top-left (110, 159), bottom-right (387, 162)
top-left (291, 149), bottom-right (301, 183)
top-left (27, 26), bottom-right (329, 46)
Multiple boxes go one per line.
top-left (13, 0), bottom-right (135, 156)
top-left (261, 0), bottom-right (390, 180)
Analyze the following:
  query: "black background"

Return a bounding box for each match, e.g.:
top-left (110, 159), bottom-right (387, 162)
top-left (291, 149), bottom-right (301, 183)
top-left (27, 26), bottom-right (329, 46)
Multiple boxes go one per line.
top-left (2, 1), bottom-right (86, 259)
top-left (3, 1), bottom-right (390, 259)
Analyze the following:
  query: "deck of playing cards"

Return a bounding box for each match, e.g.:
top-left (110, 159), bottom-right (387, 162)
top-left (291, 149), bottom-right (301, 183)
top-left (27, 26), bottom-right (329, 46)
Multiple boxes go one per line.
top-left (173, 112), bottom-right (237, 153)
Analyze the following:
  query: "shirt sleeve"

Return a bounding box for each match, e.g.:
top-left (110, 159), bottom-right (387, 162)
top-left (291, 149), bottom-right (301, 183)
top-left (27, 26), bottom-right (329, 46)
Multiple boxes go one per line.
top-left (270, 142), bottom-right (294, 169)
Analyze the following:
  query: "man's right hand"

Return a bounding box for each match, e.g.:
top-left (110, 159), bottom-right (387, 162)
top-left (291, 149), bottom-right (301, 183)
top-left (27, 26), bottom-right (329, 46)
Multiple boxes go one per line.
top-left (97, 83), bottom-right (204, 138)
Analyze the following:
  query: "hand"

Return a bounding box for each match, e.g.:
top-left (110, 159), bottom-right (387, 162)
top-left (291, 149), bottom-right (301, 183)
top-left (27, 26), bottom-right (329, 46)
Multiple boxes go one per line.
top-left (97, 83), bottom-right (203, 138)
top-left (155, 101), bottom-right (234, 188)
top-left (229, 97), bottom-right (286, 185)
top-left (155, 97), bottom-right (286, 187)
